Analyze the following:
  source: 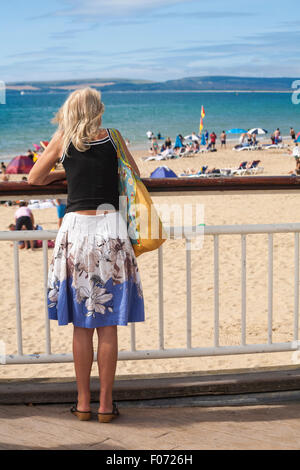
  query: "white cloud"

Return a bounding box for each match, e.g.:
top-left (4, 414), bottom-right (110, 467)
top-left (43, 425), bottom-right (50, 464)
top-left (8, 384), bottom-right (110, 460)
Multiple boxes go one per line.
top-left (56, 0), bottom-right (194, 18)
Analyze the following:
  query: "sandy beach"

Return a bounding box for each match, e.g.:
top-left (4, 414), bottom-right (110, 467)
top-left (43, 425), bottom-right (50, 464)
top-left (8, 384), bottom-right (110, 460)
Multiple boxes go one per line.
top-left (1, 140), bottom-right (300, 379)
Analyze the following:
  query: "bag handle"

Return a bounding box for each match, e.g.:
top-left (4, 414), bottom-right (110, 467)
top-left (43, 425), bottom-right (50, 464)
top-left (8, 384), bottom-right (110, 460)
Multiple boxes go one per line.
top-left (110, 128), bottom-right (141, 180)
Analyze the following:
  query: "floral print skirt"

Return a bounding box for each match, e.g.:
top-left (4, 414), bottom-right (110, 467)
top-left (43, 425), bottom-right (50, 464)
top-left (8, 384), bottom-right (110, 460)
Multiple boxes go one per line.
top-left (47, 211), bottom-right (145, 328)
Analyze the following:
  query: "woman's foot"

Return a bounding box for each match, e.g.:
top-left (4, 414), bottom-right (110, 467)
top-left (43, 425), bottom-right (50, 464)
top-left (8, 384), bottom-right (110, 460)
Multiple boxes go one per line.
top-left (75, 394), bottom-right (91, 413)
top-left (98, 405), bottom-right (113, 414)
top-left (97, 402), bottom-right (119, 423)
top-left (70, 404), bottom-right (92, 421)
top-left (76, 400), bottom-right (91, 413)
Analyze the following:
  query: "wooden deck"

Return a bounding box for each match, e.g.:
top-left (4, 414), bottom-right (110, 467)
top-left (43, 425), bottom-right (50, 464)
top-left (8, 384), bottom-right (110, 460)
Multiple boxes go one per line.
top-left (1, 402), bottom-right (300, 450)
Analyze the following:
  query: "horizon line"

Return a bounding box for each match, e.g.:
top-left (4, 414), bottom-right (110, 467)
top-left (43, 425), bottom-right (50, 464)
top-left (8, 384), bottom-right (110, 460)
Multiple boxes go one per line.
top-left (5, 74), bottom-right (300, 86)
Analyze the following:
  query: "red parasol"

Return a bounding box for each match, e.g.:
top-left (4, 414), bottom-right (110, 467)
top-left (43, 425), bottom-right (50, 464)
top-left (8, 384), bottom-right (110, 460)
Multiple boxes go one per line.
top-left (5, 155), bottom-right (35, 174)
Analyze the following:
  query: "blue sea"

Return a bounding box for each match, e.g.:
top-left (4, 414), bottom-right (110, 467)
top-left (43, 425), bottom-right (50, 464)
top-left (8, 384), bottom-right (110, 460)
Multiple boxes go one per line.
top-left (0, 91), bottom-right (299, 161)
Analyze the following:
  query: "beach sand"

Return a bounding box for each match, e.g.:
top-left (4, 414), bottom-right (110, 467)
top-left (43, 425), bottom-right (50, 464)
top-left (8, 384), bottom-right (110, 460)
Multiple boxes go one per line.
top-left (1, 141), bottom-right (300, 379)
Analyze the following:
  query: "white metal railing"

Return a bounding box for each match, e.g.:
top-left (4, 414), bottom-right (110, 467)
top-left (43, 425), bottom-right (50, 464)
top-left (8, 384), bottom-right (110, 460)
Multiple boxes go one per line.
top-left (1, 223), bottom-right (300, 365)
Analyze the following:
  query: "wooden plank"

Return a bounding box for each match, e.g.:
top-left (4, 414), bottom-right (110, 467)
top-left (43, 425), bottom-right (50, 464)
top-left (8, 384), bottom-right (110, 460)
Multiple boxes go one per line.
top-left (2, 368), bottom-right (300, 404)
top-left (2, 175), bottom-right (300, 201)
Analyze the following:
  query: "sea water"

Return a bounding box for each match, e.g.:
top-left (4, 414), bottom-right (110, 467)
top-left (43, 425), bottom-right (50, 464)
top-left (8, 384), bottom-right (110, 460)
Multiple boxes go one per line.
top-left (0, 91), bottom-right (299, 160)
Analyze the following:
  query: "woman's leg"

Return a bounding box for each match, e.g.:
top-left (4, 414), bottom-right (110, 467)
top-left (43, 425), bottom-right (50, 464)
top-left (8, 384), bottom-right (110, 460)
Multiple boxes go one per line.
top-left (96, 326), bottom-right (118, 413)
top-left (73, 326), bottom-right (95, 411)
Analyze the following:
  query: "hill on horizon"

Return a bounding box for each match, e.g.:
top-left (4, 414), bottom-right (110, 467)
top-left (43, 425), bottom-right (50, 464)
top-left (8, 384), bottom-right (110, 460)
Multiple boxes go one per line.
top-left (6, 75), bottom-right (298, 92)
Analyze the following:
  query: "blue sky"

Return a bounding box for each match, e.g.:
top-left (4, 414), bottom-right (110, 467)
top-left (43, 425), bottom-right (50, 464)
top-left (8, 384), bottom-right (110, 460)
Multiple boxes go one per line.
top-left (1, 0), bottom-right (300, 83)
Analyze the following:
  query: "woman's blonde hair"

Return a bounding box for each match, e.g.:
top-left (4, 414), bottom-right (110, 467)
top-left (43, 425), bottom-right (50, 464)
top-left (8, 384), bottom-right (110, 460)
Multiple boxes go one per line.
top-left (52, 87), bottom-right (105, 156)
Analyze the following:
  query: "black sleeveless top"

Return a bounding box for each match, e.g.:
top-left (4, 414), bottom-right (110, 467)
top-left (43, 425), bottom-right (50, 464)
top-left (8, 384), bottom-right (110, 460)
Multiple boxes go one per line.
top-left (61, 128), bottom-right (119, 213)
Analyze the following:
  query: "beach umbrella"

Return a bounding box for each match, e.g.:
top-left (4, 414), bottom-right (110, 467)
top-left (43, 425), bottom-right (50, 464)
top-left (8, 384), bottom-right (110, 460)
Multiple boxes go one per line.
top-left (296, 135), bottom-right (300, 143)
top-left (5, 155), bottom-right (34, 174)
top-left (150, 166), bottom-right (177, 178)
top-left (248, 128), bottom-right (268, 135)
top-left (226, 128), bottom-right (247, 134)
top-left (184, 134), bottom-right (199, 142)
top-left (174, 135), bottom-right (183, 148)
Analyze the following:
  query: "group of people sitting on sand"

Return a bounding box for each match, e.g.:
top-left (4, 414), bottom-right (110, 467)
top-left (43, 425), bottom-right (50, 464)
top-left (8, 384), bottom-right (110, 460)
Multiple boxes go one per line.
top-left (147, 130), bottom-right (220, 159)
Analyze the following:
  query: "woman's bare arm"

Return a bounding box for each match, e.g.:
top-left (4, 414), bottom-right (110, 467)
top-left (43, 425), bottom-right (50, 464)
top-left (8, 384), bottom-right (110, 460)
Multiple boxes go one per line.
top-left (116, 130), bottom-right (141, 177)
top-left (28, 131), bottom-right (66, 185)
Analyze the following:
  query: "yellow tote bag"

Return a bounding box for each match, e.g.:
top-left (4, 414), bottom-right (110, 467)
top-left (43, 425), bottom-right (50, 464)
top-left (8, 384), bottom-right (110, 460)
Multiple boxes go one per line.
top-left (133, 177), bottom-right (167, 257)
top-left (110, 129), bottom-right (167, 257)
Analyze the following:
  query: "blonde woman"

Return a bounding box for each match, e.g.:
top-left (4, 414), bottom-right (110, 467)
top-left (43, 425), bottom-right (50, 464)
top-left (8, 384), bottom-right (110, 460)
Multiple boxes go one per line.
top-left (28, 88), bottom-right (144, 422)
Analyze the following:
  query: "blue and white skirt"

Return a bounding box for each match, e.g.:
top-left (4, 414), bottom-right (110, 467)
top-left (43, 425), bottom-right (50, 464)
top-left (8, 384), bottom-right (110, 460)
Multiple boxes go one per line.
top-left (47, 211), bottom-right (145, 328)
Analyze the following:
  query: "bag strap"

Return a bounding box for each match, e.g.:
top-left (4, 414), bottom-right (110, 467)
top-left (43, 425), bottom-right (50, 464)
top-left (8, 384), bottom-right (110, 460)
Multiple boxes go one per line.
top-left (110, 128), bottom-right (141, 180)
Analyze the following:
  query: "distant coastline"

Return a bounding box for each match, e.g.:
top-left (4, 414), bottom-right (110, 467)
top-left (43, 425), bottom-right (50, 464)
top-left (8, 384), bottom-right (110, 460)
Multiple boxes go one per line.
top-left (6, 87), bottom-right (293, 94)
top-left (5, 75), bottom-right (298, 93)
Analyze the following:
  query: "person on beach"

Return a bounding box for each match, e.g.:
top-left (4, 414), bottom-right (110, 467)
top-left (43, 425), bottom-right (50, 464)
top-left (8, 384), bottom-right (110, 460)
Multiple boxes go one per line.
top-left (210, 131), bottom-right (217, 149)
top-left (149, 137), bottom-right (159, 155)
top-left (274, 128), bottom-right (281, 144)
top-left (165, 137), bottom-right (172, 148)
top-left (288, 143), bottom-right (300, 159)
top-left (54, 198), bottom-right (67, 228)
top-left (27, 149), bottom-right (35, 161)
top-left (14, 201), bottom-right (35, 250)
top-left (1, 162), bottom-right (6, 173)
top-left (239, 133), bottom-right (246, 145)
top-left (220, 131), bottom-right (226, 149)
top-left (8, 222), bottom-right (47, 249)
top-left (192, 141), bottom-right (200, 153)
top-left (247, 131), bottom-right (253, 145)
top-left (28, 87), bottom-right (144, 423)
top-left (290, 128), bottom-right (296, 141)
top-left (179, 134), bottom-right (185, 145)
top-left (288, 156), bottom-right (300, 175)
top-left (9, 223), bottom-right (29, 249)
top-left (146, 130), bottom-right (153, 140)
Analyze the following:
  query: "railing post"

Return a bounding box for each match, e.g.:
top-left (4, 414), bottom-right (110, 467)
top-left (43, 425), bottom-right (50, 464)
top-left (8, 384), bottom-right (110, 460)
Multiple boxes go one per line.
top-left (158, 245), bottom-right (164, 350)
top-left (13, 242), bottom-right (23, 355)
top-left (130, 324), bottom-right (136, 352)
top-left (214, 234), bottom-right (219, 347)
top-left (186, 238), bottom-right (192, 349)
top-left (294, 232), bottom-right (299, 341)
top-left (241, 234), bottom-right (247, 346)
top-left (43, 240), bottom-right (51, 355)
top-left (268, 233), bottom-right (273, 344)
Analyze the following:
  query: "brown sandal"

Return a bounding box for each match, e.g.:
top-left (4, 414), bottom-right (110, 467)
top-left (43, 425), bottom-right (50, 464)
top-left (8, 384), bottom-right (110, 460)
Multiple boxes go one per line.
top-left (70, 404), bottom-right (92, 421)
top-left (97, 402), bottom-right (120, 423)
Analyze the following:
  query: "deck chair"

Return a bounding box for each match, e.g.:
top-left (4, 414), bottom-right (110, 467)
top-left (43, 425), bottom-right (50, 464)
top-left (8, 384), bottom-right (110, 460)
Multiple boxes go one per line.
top-left (231, 161), bottom-right (248, 175)
top-left (246, 160), bottom-right (264, 175)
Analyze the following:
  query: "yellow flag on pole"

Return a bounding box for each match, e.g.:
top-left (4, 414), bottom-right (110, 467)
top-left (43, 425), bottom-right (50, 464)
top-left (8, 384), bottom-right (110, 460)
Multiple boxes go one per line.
top-left (199, 105), bottom-right (205, 133)
top-left (199, 117), bottom-right (203, 134)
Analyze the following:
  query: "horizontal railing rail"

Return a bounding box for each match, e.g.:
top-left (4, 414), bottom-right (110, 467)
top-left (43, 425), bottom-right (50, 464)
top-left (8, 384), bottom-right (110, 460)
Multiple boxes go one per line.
top-left (1, 223), bottom-right (300, 365)
top-left (1, 175), bottom-right (300, 200)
